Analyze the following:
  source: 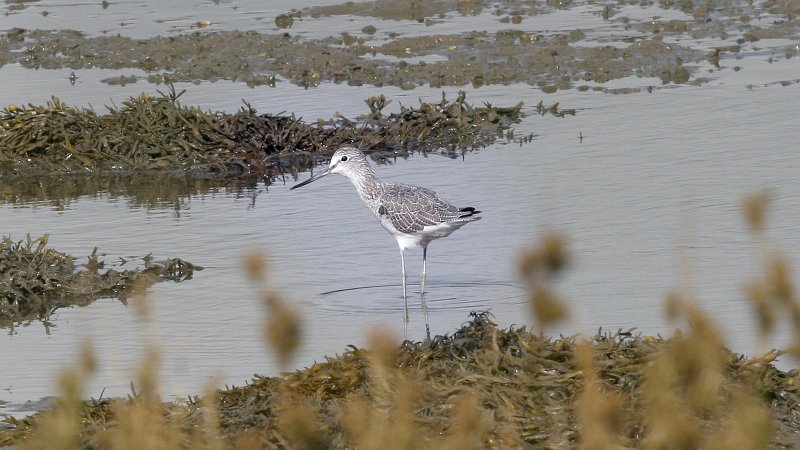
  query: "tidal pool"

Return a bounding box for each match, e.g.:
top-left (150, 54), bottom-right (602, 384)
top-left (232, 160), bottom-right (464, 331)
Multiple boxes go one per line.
top-left (1, 0), bottom-right (799, 419)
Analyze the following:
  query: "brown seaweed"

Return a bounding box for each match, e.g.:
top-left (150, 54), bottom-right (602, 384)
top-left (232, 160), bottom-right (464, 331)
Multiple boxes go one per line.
top-left (0, 88), bottom-right (526, 181)
top-left (0, 234), bottom-right (201, 330)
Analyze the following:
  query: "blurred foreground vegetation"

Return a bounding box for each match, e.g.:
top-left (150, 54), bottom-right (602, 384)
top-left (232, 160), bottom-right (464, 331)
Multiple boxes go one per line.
top-left (4, 311), bottom-right (799, 449)
top-left (1, 193), bottom-right (799, 449)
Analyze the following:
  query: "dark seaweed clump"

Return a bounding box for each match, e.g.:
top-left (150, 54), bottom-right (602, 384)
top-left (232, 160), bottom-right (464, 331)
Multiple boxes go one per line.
top-left (0, 234), bottom-right (201, 330)
top-left (0, 87), bottom-right (525, 180)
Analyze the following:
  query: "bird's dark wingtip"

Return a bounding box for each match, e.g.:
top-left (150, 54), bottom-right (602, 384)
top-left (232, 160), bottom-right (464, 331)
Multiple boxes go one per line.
top-left (459, 207), bottom-right (481, 218)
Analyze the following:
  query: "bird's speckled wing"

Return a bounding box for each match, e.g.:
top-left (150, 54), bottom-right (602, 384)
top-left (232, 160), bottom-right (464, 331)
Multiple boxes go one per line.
top-left (377, 183), bottom-right (470, 234)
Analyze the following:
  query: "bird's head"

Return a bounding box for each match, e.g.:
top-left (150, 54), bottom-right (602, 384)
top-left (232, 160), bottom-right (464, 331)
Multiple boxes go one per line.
top-left (290, 146), bottom-right (371, 190)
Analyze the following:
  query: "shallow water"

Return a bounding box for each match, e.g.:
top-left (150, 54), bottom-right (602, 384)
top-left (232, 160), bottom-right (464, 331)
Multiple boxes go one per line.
top-left (2, 0), bottom-right (800, 419)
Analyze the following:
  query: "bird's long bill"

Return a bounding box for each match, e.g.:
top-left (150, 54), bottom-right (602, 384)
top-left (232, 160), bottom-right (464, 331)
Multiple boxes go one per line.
top-left (290, 167), bottom-right (331, 190)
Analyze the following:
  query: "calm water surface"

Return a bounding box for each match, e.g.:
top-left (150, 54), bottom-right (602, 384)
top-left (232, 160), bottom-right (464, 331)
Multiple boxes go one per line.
top-left (2, 0), bottom-right (800, 418)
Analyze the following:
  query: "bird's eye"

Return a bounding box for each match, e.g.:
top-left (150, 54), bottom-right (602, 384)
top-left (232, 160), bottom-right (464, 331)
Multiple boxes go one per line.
top-left (341, 155), bottom-right (348, 162)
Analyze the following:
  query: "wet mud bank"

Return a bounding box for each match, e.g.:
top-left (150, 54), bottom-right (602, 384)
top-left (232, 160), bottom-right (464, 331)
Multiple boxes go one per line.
top-left (1, 0), bottom-right (798, 92)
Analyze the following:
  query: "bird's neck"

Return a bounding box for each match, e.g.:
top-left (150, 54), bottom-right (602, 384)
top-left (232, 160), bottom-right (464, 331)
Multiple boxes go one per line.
top-left (347, 166), bottom-right (381, 204)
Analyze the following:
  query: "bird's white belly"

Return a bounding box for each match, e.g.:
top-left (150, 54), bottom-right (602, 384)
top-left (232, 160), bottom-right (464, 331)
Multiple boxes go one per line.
top-left (378, 215), bottom-right (457, 251)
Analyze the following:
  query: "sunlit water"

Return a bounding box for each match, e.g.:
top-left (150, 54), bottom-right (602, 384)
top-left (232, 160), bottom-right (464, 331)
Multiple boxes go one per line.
top-left (2, 0), bottom-right (800, 419)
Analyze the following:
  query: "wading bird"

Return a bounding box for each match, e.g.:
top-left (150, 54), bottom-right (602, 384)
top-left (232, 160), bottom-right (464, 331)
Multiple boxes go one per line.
top-left (291, 146), bottom-right (481, 337)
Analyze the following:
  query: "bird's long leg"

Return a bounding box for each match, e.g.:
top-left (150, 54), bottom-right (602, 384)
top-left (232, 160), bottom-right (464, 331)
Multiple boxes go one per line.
top-left (400, 248), bottom-right (409, 323)
top-left (421, 246), bottom-right (430, 340)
